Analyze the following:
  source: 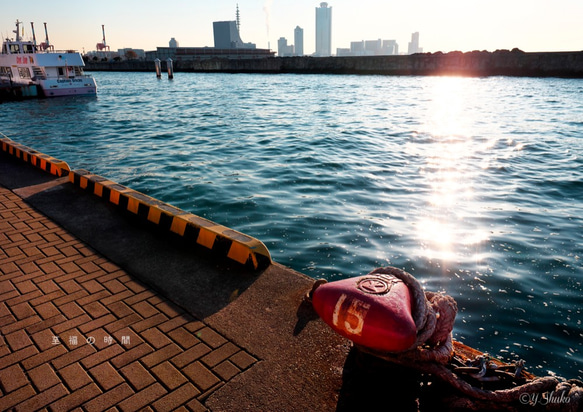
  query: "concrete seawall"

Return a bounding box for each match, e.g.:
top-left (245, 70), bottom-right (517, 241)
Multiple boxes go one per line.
top-left (85, 50), bottom-right (583, 78)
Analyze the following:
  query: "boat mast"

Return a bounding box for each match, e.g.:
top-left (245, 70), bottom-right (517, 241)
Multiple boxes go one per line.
top-left (43, 22), bottom-right (51, 50)
top-left (14, 20), bottom-right (22, 42)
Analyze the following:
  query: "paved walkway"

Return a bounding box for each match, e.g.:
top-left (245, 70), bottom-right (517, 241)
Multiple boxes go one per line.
top-left (0, 144), bottom-right (355, 412)
top-left (0, 185), bottom-right (257, 411)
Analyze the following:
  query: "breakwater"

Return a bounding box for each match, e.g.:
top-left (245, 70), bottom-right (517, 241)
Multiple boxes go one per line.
top-left (85, 50), bottom-right (583, 78)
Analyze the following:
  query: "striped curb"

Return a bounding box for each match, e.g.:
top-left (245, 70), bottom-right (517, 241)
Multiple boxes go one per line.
top-left (69, 169), bottom-right (272, 271)
top-left (0, 136), bottom-right (70, 177)
top-left (0, 136), bottom-right (272, 270)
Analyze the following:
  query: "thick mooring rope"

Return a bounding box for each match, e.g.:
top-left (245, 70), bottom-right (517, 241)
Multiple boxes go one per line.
top-left (367, 266), bottom-right (458, 364)
top-left (355, 267), bottom-right (583, 410)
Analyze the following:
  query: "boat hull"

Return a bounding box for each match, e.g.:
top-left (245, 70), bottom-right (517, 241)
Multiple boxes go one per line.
top-left (39, 79), bottom-right (97, 97)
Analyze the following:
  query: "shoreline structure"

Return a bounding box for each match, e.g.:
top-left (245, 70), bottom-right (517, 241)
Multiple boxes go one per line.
top-left (85, 50), bottom-right (583, 78)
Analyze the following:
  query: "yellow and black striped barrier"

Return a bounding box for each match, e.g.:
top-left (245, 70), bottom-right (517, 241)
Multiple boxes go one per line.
top-left (1, 136), bottom-right (272, 271)
top-left (69, 169), bottom-right (272, 271)
top-left (0, 136), bottom-right (70, 177)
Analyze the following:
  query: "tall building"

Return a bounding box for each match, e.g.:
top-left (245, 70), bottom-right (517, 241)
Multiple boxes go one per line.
top-left (365, 39), bottom-right (382, 54)
top-left (315, 2), bottom-right (332, 56)
top-left (169, 38), bottom-right (179, 48)
top-left (278, 37), bottom-right (294, 57)
top-left (294, 26), bottom-right (304, 56)
top-left (213, 21), bottom-right (256, 49)
top-left (383, 39), bottom-right (398, 55)
top-left (408, 32), bottom-right (422, 54)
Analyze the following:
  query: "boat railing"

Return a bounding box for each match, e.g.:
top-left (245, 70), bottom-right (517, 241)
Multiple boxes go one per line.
top-left (12, 47), bottom-right (82, 55)
top-left (1, 45), bottom-right (83, 56)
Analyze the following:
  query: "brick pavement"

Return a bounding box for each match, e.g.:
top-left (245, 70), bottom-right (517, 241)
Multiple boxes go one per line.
top-left (0, 185), bottom-right (258, 411)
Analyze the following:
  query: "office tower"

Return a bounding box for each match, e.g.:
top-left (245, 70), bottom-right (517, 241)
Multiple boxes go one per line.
top-left (408, 32), bottom-right (421, 54)
top-left (351, 41), bottom-right (365, 55)
top-left (294, 26), bottom-right (304, 56)
top-left (383, 40), bottom-right (398, 55)
top-left (214, 21), bottom-right (243, 48)
top-left (213, 21), bottom-right (256, 49)
top-left (365, 39), bottom-right (382, 55)
top-left (278, 37), bottom-right (294, 56)
top-left (315, 2), bottom-right (332, 56)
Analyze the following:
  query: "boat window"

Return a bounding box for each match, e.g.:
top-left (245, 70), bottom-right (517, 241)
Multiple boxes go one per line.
top-left (32, 67), bottom-right (46, 79)
top-left (58, 67), bottom-right (64, 76)
top-left (17, 67), bottom-right (31, 79)
top-left (24, 44), bottom-right (34, 53)
top-left (10, 44), bottom-right (20, 54)
top-left (0, 67), bottom-right (12, 78)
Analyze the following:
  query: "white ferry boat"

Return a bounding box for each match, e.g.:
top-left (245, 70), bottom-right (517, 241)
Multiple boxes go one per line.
top-left (0, 20), bottom-right (96, 98)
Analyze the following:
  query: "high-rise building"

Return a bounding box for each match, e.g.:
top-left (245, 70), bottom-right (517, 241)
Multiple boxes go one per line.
top-left (213, 21), bottom-right (256, 49)
top-left (315, 2), bottom-right (332, 56)
top-left (294, 26), bottom-right (304, 56)
top-left (278, 37), bottom-right (294, 57)
top-left (169, 38), bottom-right (179, 48)
top-left (365, 39), bottom-right (382, 55)
top-left (383, 40), bottom-right (398, 55)
top-left (408, 32), bottom-right (422, 54)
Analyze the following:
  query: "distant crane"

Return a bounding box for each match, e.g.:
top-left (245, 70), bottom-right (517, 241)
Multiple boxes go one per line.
top-left (96, 25), bottom-right (110, 51)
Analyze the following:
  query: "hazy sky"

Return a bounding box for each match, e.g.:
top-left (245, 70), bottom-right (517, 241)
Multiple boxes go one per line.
top-left (1, 0), bottom-right (581, 55)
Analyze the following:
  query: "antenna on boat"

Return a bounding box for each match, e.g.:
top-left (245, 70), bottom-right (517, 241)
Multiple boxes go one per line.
top-left (30, 22), bottom-right (37, 49)
top-left (14, 20), bottom-right (21, 42)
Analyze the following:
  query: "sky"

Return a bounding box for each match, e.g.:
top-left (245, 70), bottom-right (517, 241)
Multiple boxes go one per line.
top-left (1, 0), bottom-right (582, 55)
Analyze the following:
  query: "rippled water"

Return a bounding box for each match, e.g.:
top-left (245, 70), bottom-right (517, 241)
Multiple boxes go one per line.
top-left (1, 72), bottom-right (582, 379)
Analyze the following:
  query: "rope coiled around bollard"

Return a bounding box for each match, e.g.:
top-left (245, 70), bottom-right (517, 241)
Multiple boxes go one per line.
top-left (355, 267), bottom-right (583, 410)
top-left (367, 266), bottom-right (458, 364)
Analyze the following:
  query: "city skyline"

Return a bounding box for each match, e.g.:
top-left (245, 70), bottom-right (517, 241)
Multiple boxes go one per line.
top-left (1, 0), bottom-right (581, 56)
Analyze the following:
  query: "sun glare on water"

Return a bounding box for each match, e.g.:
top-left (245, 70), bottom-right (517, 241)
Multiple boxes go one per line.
top-left (412, 77), bottom-right (492, 266)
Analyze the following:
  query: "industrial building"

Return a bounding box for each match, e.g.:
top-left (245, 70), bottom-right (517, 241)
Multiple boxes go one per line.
top-left (337, 39), bottom-right (399, 56)
top-left (145, 7), bottom-right (274, 61)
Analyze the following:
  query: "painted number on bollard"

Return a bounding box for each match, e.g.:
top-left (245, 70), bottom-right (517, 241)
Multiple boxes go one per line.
top-left (332, 294), bottom-right (371, 336)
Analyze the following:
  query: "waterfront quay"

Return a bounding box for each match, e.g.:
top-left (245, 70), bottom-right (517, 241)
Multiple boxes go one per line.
top-left (0, 139), bottom-right (422, 411)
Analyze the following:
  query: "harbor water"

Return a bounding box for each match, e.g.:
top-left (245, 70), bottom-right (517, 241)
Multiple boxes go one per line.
top-left (1, 72), bottom-right (581, 380)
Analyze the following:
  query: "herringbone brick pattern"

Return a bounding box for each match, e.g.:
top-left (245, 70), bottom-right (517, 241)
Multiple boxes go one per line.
top-left (0, 186), bottom-right (258, 411)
